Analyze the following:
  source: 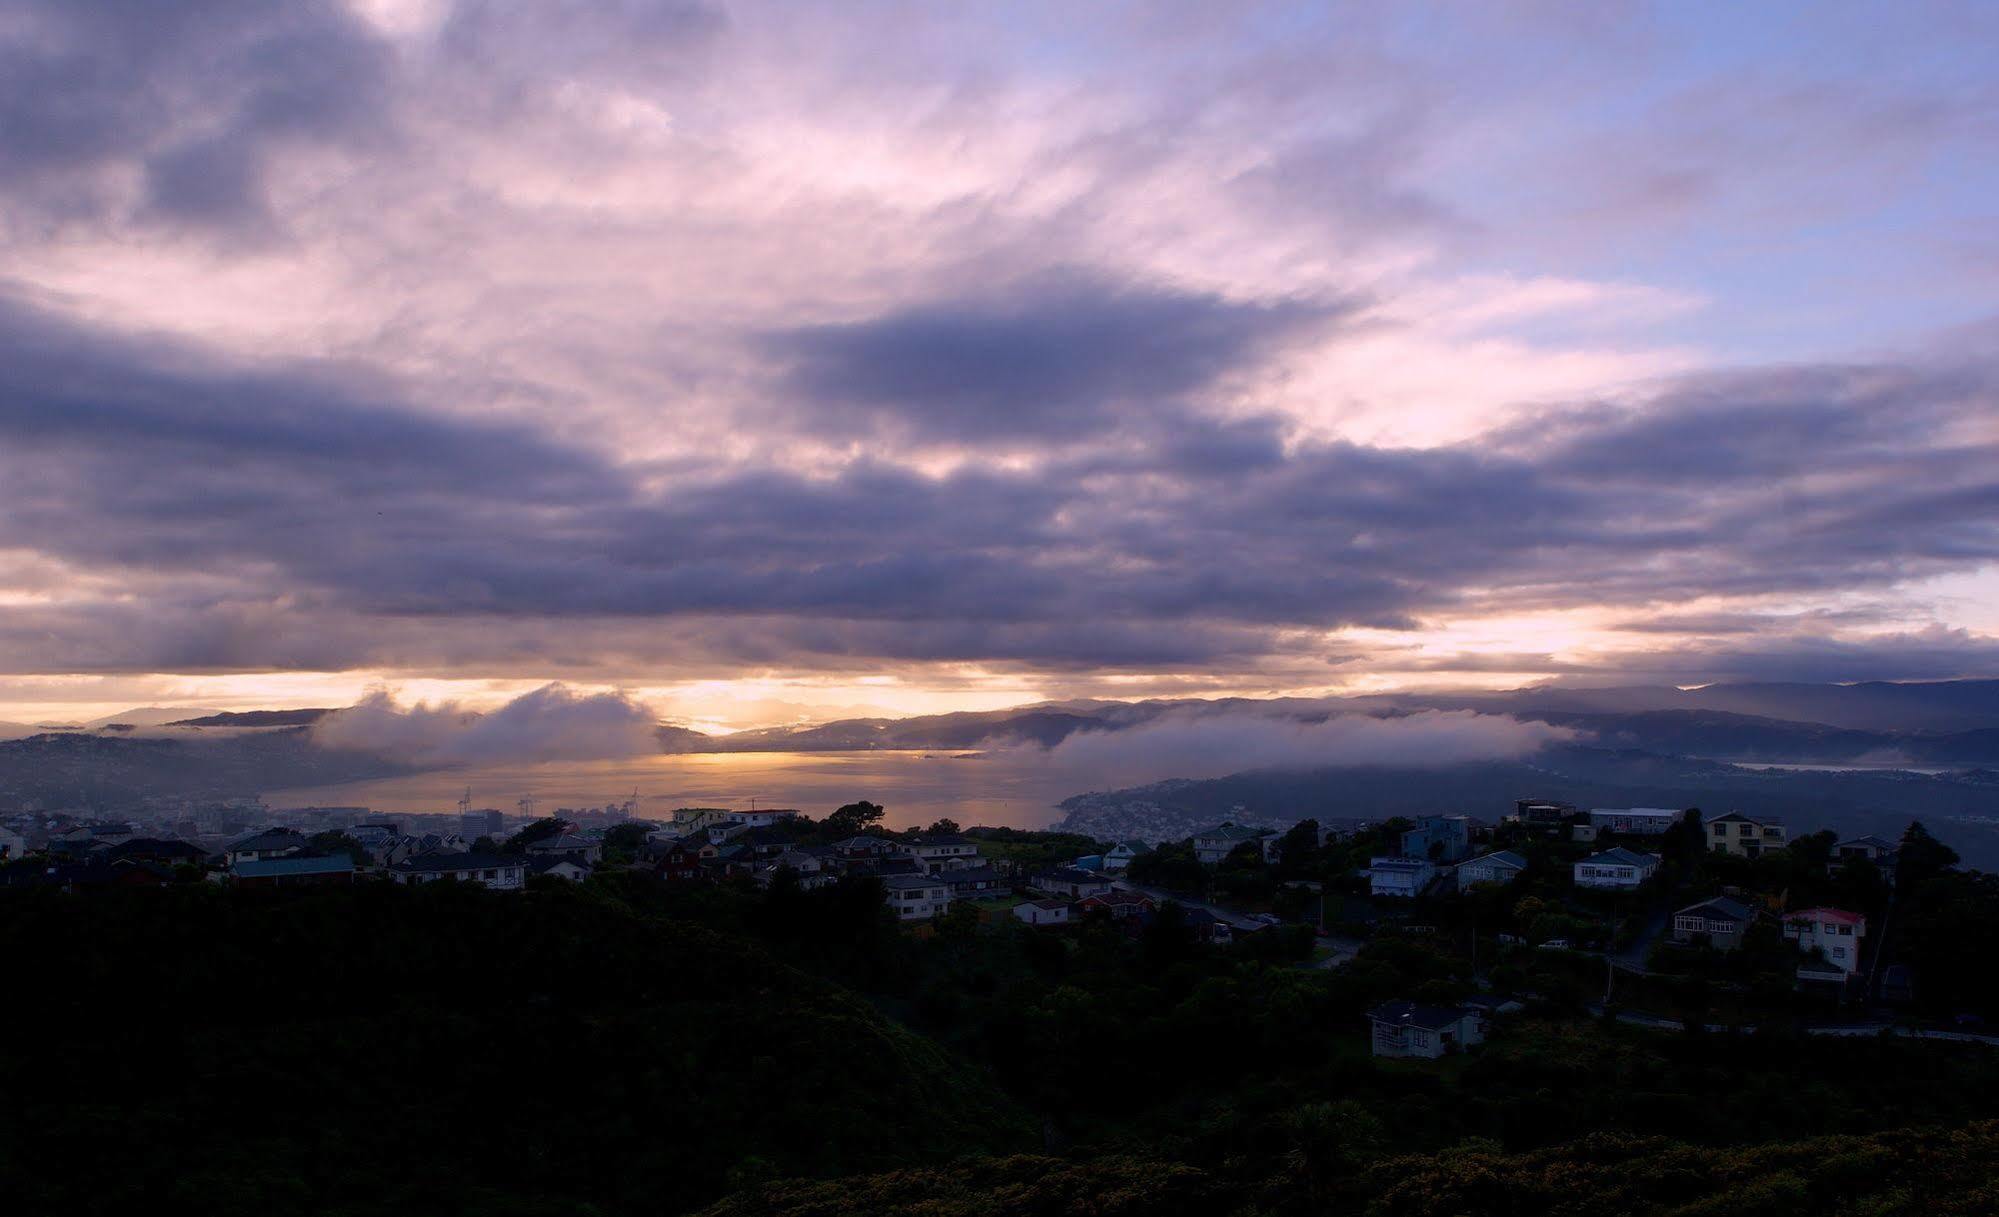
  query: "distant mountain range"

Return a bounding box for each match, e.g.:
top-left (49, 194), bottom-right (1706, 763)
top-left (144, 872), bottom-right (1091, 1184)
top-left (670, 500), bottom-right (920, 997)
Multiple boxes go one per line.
top-left (704, 681), bottom-right (1999, 764)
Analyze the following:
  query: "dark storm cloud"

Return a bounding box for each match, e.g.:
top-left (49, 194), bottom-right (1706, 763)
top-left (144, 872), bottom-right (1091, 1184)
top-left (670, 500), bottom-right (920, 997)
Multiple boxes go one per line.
top-left (0, 0), bottom-right (396, 232)
top-left (763, 273), bottom-right (1347, 442)
top-left (2, 291), bottom-right (1998, 678)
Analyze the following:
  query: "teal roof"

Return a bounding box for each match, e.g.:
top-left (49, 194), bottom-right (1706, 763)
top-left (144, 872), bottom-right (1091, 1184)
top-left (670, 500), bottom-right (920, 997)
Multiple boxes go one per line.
top-left (233, 855), bottom-right (353, 878)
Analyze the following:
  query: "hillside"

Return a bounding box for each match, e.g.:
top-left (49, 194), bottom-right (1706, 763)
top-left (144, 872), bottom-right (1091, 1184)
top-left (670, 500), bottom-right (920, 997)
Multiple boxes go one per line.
top-left (0, 883), bottom-right (1032, 1216)
top-left (0, 728), bottom-right (410, 806)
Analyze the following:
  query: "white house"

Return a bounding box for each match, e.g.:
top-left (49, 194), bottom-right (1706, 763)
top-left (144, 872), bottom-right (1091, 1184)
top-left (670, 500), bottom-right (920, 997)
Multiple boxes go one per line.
top-left (0, 825), bottom-right (28, 859)
top-left (389, 852), bottom-right (527, 891)
top-left (1588, 808), bottom-right (1685, 836)
top-left (526, 833), bottom-right (603, 864)
top-left (1012, 899), bottom-right (1072, 927)
top-left (729, 808), bottom-right (802, 829)
top-left (1368, 856), bottom-right (1438, 898)
top-left (1367, 1001), bottom-right (1486, 1059)
top-left (904, 834), bottom-right (982, 872)
top-left (1456, 850), bottom-right (1528, 889)
top-left (1030, 867), bottom-right (1112, 899)
top-left (1192, 822), bottom-right (1277, 864)
top-left (1785, 907), bottom-right (1866, 978)
top-left (1102, 841), bottom-right (1152, 871)
top-left (527, 857), bottom-right (592, 882)
top-left (1573, 847), bottom-right (1660, 890)
top-left (883, 873), bottom-right (952, 921)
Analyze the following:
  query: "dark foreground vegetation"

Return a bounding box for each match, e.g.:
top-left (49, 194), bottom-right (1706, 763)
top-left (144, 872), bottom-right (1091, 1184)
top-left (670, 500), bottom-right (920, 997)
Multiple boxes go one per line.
top-left (4, 853), bottom-right (1999, 1215)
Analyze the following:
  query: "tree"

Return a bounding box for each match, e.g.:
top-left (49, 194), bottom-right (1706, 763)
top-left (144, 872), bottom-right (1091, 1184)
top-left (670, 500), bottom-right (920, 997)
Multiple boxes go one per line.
top-left (1273, 819), bottom-right (1322, 876)
top-left (1899, 820), bottom-right (1960, 890)
top-left (602, 821), bottom-right (651, 864)
top-left (503, 817), bottom-right (571, 854)
top-left (924, 818), bottom-right (962, 836)
top-left (824, 801), bottom-right (886, 838)
top-left (306, 831), bottom-right (366, 865)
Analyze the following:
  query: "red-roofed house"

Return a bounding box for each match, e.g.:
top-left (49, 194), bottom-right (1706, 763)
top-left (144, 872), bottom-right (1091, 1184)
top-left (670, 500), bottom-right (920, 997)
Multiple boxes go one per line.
top-left (1784, 907), bottom-right (1866, 979)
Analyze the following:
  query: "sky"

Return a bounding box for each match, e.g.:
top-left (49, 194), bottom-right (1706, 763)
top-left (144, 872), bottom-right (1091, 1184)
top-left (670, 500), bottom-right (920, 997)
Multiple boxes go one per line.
top-left (2, 0), bottom-right (1998, 731)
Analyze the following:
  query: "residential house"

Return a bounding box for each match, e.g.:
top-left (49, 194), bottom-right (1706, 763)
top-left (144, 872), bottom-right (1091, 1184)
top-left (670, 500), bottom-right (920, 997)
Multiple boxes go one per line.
top-left (1183, 906), bottom-right (1234, 945)
top-left (1012, 899), bottom-right (1071, 927)
top-left (904, 833), bottom-right (982, 872)
top-left (1367, 1001), bottom-right (1486, 1059)
top-left (1588, 808), bottom-right (1686, 836)
top-left (944, 866), bottom-right (1004, 899)
top-left (657, 840), bottom-right (705, 882)
top-left (1831, 836), bottom-right (1900, 884)
top-left (1191, 822), bottom-right (1277, 864)
top-left (389, 852), bottom-right (527, 891)
top-left (101, 838), bottom-right (209, 867)
top-left (527, 857), bottom-right (592, 882)
top-left (883, 873), bottom-right (952, 921)
top-left (230, 855), bottom-right (355, 887)
top-left (1672, 896), bottom-right (1757, 950)
top-left (1401, 815), bottom-right (1472, 863)
top-left (1368, 856), bottom-right (1438, 898)
top-left (755, 849), bottom-right (830, 888)
top-left (225, 829), bottom-right (307, 866)
top-left (729, 808), bottom-right (802, 829)
top-left (1102, 841), bottom-right (1152, 871)
top-left (832, 835), bottom-right (906, 863)
top-left (1510, 800), bottom-right (1579, 833)
top-left (1031, 867), bottom-right (1113, 899)
top-left (0, 825), bottom-right (29, 859)
top-left (1075, 889), bottom-right (1156, 920)
top-left (1784, 907), bottom-right (1866, 979)
top-left (1573, 847), bottom-right (1660, 890)
top-left (1706, 811), bottom-right (1788, 858)
top-left (1456, 850), bottom-right (1528, 889)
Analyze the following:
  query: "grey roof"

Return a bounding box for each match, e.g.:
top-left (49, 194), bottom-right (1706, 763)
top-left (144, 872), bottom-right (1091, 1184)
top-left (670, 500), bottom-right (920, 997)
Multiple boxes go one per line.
top-left (228, 829), bottom-right (304, 852)
top-left (1838, 835), bottom-right (1899, 850)
top-left (883, 873), bottom-right (949, 892)
top-left (1033, 866), bottom-right (1108, 883)
top-left (1369, 857), bottom-right (1433, 872)
top-left (1368, 1000), bottom-right (1476, 1030)
top-left (1581, 847), bottom-right (1658, 867)
top-left (1706, 810), bottom-right (1783, 826)
top-left (1465, 850), bottom-right (1528, 871)
top-left (1677, 896), bottom-right (1755, 922)
top-left (1194, 822), bottom-right (1274, 841)
top-left (391, 851), bottom-right (521, 873)
top-left (233, 854), bottom-right (353, 878)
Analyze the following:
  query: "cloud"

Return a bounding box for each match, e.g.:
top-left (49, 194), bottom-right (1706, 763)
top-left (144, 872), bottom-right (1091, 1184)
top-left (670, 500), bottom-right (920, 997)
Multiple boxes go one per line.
top-left (1036, 708), bottom-right (1574, 781)
top-left (0, 0), bottom-right (396, 233)
top-left (764, 271), bottom-right (1347, 442)
top-left (312, 683), bottom-right (661, 765)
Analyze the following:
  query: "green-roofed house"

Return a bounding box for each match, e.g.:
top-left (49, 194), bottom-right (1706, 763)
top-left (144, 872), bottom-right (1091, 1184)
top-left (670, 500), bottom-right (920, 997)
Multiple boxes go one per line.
top-left (229, 854), bottom-right (355, 887)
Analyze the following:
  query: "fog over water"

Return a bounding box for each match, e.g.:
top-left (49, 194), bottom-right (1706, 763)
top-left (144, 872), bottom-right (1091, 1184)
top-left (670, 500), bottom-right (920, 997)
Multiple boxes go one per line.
top-left (268, 750), bottom-right (1084, 830)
